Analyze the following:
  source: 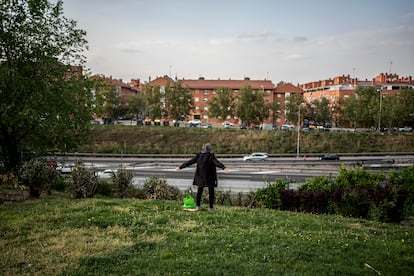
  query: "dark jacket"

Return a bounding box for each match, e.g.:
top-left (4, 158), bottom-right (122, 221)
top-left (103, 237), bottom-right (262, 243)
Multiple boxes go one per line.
top-left (179, 152), bottom-right (226, 187)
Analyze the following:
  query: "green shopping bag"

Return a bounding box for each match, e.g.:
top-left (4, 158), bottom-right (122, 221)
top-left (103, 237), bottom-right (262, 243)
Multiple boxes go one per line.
top-left (183, 194), bottom-right (196, 209)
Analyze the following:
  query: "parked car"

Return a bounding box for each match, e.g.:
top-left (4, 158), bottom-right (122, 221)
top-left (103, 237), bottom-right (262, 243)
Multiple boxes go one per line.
top-left (399, 126), bottom-right (412, 132)
top-left (136, 118), bottom-right (144, 126)
top-left (320, 154), bottom-right (340, 160)
top-left (240, 124), bottom-right (247, 129)
top-left (222, 121), bottom-right (233, 127)
top-left (222, 121), bottom-right (233, 128)
top-left (243, 152), bottom-right (268, 161)
top-left (90, 119), bottom-right (101, 125)
top-left (281, 124), bottom-right (295, 131)
top-left (173, 120), bottom-right (185, 127)
top-left (189, 119), bottom-right (201, 125)
top-left (200, 123), bottom-right (212, 128)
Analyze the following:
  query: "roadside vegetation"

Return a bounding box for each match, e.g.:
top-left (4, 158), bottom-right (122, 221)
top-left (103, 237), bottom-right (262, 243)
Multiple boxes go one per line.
top-left (80, 125), bottom-right (414, 154)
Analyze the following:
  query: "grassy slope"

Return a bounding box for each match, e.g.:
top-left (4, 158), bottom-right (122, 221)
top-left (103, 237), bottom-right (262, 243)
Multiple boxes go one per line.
top-left (1, 197), bottom-right (413, 275)
top-left (80, 125), bottom-right (414, 154)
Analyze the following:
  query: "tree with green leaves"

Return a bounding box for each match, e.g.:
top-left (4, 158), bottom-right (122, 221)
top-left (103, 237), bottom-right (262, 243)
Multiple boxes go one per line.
top-left (143, 84), bottom-right (163, 120)
top-left (338, 87), bottom-right (379, 128)
top-left (208, 87), bottom-right (235, 122)
top-left (164, 80), bottom-right (193, 121)
top-left (284, 93), bottom-right (304, 125)
top-left (128, 93), bottom-right (146, 120)
top-left (0, 0), bottom-right (92, 171)
top-left (93, 80), bottom-right (122, 121)
top-left (235, 85), bottom-right (269, 126)
top-left (307, 97), bottom-right (332, 127)
top-left (391, 87), bottom-right (414, 127)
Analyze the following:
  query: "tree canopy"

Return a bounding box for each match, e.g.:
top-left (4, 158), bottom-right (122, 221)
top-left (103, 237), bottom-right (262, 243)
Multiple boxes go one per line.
top-left (164, 80), bottom-right (193, 121)
top-left (208, 87), bottom-right (235, 122)
top-left (235, 85), bottom-right (269, 126)
top-left (0, 0), bottom-right (92, 171)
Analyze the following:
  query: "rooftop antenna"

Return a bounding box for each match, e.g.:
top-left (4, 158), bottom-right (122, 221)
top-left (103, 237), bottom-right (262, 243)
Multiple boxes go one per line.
top-left (389, 61), bottom-right (392, 74)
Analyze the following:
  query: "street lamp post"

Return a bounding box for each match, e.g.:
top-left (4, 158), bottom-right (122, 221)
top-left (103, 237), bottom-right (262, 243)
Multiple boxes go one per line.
top-left (296, 104), bottom-right (303, 158)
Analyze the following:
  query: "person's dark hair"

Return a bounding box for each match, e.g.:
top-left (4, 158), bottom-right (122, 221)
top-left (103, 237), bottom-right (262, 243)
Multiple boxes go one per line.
top-left (201, 143), bottom-right (213, 153)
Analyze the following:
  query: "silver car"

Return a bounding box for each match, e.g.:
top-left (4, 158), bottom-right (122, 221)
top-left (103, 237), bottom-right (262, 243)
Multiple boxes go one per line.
top-left (243, 152), bottom-right (268, 161)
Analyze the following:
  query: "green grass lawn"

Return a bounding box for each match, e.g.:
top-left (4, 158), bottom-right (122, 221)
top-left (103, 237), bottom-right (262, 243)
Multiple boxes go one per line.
top-left (1, 196), bottom-right (413, 275)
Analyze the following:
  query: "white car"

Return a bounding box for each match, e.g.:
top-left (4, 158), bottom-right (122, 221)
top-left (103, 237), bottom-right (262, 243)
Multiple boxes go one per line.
top-left (399, 126), bottom-right (412, 132)
top-left (57, 164), bottom-right (75, 174)
top-left (189, 119), bottom-right (201, 125)
top-left (97, 169), bottom-right (118, 179)
top-left (243, 153), bottom-right (268, 161)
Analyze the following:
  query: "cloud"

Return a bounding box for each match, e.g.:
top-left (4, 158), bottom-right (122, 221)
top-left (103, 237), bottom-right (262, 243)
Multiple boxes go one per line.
top-left (236, 31), bottom-right (282, 43)
top-left (401, 11), bottom-right (414, 19)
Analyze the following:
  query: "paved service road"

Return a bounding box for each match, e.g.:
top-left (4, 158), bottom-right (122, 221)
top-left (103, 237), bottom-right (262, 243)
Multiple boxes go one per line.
top-left (54, 154), bottom-right (414, 193)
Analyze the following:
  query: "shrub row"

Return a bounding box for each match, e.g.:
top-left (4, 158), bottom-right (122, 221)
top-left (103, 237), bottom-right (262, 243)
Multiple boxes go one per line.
top-left (255, 165), bottom-right (414, 223)
top-left (3, 160), bottom-right (413, 224)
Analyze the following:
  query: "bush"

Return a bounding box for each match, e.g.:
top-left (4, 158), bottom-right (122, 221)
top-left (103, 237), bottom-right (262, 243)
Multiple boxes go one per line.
top-left (280, 190), bottom-right (329, 214)
top-left (112, 168), bottom-right (133, 198)
top-left (299, 175), bottom-right (332, 192)
top-left (96, 181), bottom-right (114, 197)
top-left (68, 161), bottom-right (99, 198)
top-left (333, 165), bottom-right (385, 189)
top-left (0, 172), bottom-right (29, 202)
top-left (331, 187), bottom-right (371, 218)
top-left (388, 165), bottom-right (414, 217)
top-left (51, 174), bottom-right (67, 192)
top-left (255, 178), bottom-right (290, 209)
top-left (142, 176), bottom-right (181, 200)
top-left (20, 160), bottom-right (57, 197)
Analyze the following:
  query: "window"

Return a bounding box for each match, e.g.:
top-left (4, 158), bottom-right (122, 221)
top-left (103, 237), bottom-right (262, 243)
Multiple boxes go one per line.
top-left (195, 89), bottom-right (199, 94)
top-left (204, 90), bottom-right (208, 95)
top-left (194, 97), bottom-right (199, 102)
top-left (195, 106), bottom-right (199, 110)
top-left (204, 106), bottom-right (208, 111)
top-left (203, 98), bottom-right (208, 102)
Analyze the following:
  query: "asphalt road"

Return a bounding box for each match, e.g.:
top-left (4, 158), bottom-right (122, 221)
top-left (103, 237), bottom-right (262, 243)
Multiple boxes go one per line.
top-left (55, 154), bottom-right (414, 193)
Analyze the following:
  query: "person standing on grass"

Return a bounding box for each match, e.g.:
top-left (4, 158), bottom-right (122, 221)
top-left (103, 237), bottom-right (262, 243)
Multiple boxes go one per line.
top-left (176, 143), bottom-right (229, 211)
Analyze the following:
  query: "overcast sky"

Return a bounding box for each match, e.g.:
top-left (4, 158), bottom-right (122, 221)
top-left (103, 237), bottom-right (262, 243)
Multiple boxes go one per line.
top-left (62, 0), bottom-right (414, 84)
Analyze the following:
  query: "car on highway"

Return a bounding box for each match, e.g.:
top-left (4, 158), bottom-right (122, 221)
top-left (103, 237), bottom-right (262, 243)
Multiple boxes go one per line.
top-left (97, 169), bottom-right (118, 179)
top-left (320, 153), bottom-right (340, 160)
top-left (243, 152), bottom-right (268, 161)
top-left (56, 164), bottom-right (75, 174)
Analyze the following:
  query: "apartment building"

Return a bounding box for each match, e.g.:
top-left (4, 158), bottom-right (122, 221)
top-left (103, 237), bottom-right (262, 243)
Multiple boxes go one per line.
top-left (301, 73), bottom-right (414, 105)
top-left (274, 83), bottom-right (304, 125)
top-left (147, 76), bottom-right (294, 126)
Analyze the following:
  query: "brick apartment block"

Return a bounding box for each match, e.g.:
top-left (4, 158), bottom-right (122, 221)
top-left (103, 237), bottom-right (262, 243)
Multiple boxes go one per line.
top-left (94, 72), bottom-right (413, 127)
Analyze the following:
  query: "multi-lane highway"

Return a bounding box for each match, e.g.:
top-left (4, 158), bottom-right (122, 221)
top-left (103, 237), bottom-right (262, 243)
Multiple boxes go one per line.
top-left (55, 154), bottom-right (414, 193)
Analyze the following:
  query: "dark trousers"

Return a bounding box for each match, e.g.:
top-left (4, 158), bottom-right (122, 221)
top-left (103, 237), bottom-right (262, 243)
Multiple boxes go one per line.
top-left (196, 186), bottom-right (215, 208)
